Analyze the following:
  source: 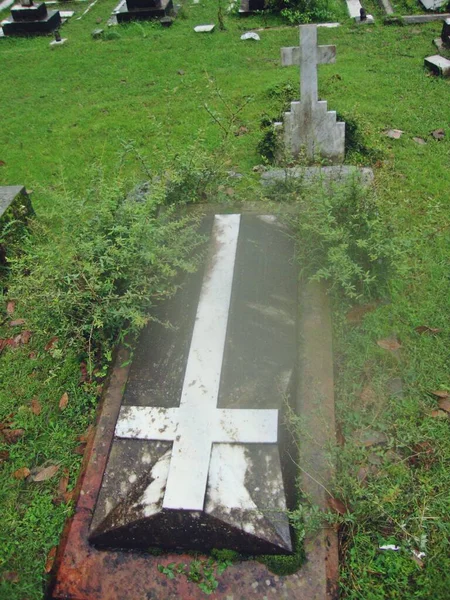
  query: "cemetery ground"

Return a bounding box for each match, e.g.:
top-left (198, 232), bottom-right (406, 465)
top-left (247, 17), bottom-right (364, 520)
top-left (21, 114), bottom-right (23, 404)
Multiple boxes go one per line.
top-left (0, 1), bottom-right (450, 598)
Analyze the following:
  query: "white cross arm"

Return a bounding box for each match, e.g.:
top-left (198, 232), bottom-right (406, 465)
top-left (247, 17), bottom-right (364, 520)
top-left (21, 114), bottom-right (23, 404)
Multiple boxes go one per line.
top-left (281, 45), bottom-right (336, 67)
top-left (213, 408), bottom-right (278, 443)
top-left (115, 406), bottom-right (179, 440)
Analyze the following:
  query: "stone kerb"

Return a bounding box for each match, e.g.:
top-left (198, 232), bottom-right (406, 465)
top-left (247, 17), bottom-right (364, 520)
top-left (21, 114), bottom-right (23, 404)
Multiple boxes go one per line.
top-left (279, 25), bottom-right (345, 164)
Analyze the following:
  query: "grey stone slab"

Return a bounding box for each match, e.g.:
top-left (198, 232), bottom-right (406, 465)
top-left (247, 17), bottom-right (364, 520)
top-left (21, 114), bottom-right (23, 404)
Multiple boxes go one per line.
top-left (425, 54), bottom-right (450, 77)
top-left (378, 0), bottom-right (394, 14)
top-left (419, 0), bottom-right (446, 9)
top-left (280, 25), bottom-right (345, 163)
top-left (261, 165), bottom-right (374, 187)
top-left (0, 185), bottom-right (26, 219)
top-left (403, 13), bottom-right (450, 23)
top-left (90, 213), bottom-right (297, 555)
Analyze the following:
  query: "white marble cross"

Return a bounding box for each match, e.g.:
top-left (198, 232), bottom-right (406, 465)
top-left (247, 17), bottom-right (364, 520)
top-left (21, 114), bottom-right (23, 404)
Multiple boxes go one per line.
top-left (115, 214), bottom-right (278, 511)
top-left (281, 24), bottom-right (336, 108)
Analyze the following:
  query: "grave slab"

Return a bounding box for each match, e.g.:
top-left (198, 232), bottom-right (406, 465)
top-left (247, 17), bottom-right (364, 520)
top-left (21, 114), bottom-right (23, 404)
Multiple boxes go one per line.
top-left (49, 208), bottom-right (338, 600)
top-left (89, 214), bottom-right (295, 554)
top-left (115, 0), bottom-right (173, 22)
top-left (0, 185), bottom-right (33, 266)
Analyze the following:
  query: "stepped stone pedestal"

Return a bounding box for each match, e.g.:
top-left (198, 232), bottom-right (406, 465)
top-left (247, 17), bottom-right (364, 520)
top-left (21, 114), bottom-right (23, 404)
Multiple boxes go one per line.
top-left (2, 0), bottom-right (60, 36)
top-left (278, 25), bottom-right (345, 164)
top-left (116, 0), bottom-right (173, 22)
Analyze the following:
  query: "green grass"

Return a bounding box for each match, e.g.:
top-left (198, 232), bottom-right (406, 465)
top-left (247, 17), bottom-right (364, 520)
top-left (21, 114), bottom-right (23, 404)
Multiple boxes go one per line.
top-left (1, 1), bottom-right (450, 598)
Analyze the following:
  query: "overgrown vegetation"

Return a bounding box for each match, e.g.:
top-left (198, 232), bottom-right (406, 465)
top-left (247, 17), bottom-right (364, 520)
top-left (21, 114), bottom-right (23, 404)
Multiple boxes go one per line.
top-left (1, 1), bottom-right (450, 598)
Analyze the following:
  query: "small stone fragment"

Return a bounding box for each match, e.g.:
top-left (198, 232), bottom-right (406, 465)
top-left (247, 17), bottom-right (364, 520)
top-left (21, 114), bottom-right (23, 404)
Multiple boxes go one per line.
top-left (413, 137), bottom-right (426, 145)
top-left (384, 129), bottom-right (403, 139)
top-left (241, 32), bottom-right (260, 41)
top-left (194, 24), bottom-right (215, 33)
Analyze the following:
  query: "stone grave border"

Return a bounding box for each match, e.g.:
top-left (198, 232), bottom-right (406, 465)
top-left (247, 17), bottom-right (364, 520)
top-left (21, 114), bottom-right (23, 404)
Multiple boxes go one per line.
top-left (47, 204), bottom-right (338, 600)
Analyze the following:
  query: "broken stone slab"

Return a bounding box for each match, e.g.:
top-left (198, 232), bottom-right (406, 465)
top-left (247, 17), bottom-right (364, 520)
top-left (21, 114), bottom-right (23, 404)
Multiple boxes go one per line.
top-left (194, 23), bottom-right (214, 32)
top-left (241, 31), bottom-right (260, 40)
top-left (261, 166), bottom-right (374, 187)
top-left (50, 37), bottom-right (67, 46)
top-left (425, 54), bottom-right (450, 77)
top-left (91, 27), bottom-right (103, 38)
top-left (0, 186), bottom-right (34, 266)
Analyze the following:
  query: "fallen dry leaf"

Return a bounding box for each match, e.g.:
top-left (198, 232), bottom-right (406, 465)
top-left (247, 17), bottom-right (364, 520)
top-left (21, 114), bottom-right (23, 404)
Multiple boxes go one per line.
top-left (20, 330), bottom-right (32, 345)
top-left (431, 409), bottom-right (448, 418)
top-left (1, 571), bottom-right (19, 583)
top-left (58, 469), bottom-right (69, 494)
top-left (377, 337), bottom-right (401, 351)
top-left (1, 428), bottom-right (25, 444)
top-left (44, 547), bottom-right (57, 574)
top-left (28, 351), bottom-right (37, 359)
top-left (13, 467), bottom-right (30, 480)
top-left (32, 464), bottom-right (59, 482)
top-left (59, 392), bottom-right (69, 411)
top-left (9, 319), bottom-right (25, 327)
top-left (360, 385), bottom-right (377, 406)
top-left (346, 302), bottom-right (378, 324)
top-left (415, 325), bottom-right (441, 335)
top-left (6, 301), bottom-right (15, 315)
top-left (328, 497), bottom-right (348, 515)
top-left (431, 390), bottom-right (450, 400)
top-left (412, 137), bottom-right (426, 145)
top-left (234, 125), bottom-right (249, 137)
top-left (0, 160), bottom-right (5, 167)
top-left (0, 450), bottom-right (10, 464)
top-left (45, 336), bottom-right (59, 351)
top-left (438, 398), bottom-right (450, 413)
top-left (431, 128), bottom-right (445, 140)
top-left (79, 362), bottom-right (89, 383)
top-left (30, 398), bottom-right (42, 416)
top-left (73, 444), bottom-right (86, 455)
top-left (384, 129), bottom-right (403, 139)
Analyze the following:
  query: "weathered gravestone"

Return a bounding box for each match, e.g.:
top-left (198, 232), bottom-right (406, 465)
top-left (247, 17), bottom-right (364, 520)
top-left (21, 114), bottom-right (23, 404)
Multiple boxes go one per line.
top-left (89, 213), bottom-right (297, 555)
top-left (115, 0), bottom-right (173, 23)
top-left (2, 0), bottom-right (61, 36)
top-left (442, 17), bottom-right (450, 45)
top-left (278, 25), bottom-right (345, 163)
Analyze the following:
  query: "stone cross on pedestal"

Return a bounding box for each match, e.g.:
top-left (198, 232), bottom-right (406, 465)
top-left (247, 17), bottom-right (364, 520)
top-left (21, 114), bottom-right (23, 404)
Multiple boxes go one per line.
top-left (279, 25), bottom-right (345, 163)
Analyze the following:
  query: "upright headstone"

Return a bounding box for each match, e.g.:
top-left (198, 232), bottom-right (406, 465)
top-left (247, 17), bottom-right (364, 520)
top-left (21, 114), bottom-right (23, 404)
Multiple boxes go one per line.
top-left (2, 0), bottom-right (61, 36)
top-left (115, 0), bottom-right (173, 23)
top-left (442, 18), bottom-right (450, 46)
top-left (279, 25), bottom-right (345, 163)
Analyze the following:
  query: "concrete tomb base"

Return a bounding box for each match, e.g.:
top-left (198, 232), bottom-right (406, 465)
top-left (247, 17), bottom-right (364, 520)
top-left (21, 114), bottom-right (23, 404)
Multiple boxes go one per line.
top-left (49, 208), bottom-right (338, 600)
top-left (2, 2), bottom-right (61, 36)
top-left (116, 0), bottom-right (173, 22)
